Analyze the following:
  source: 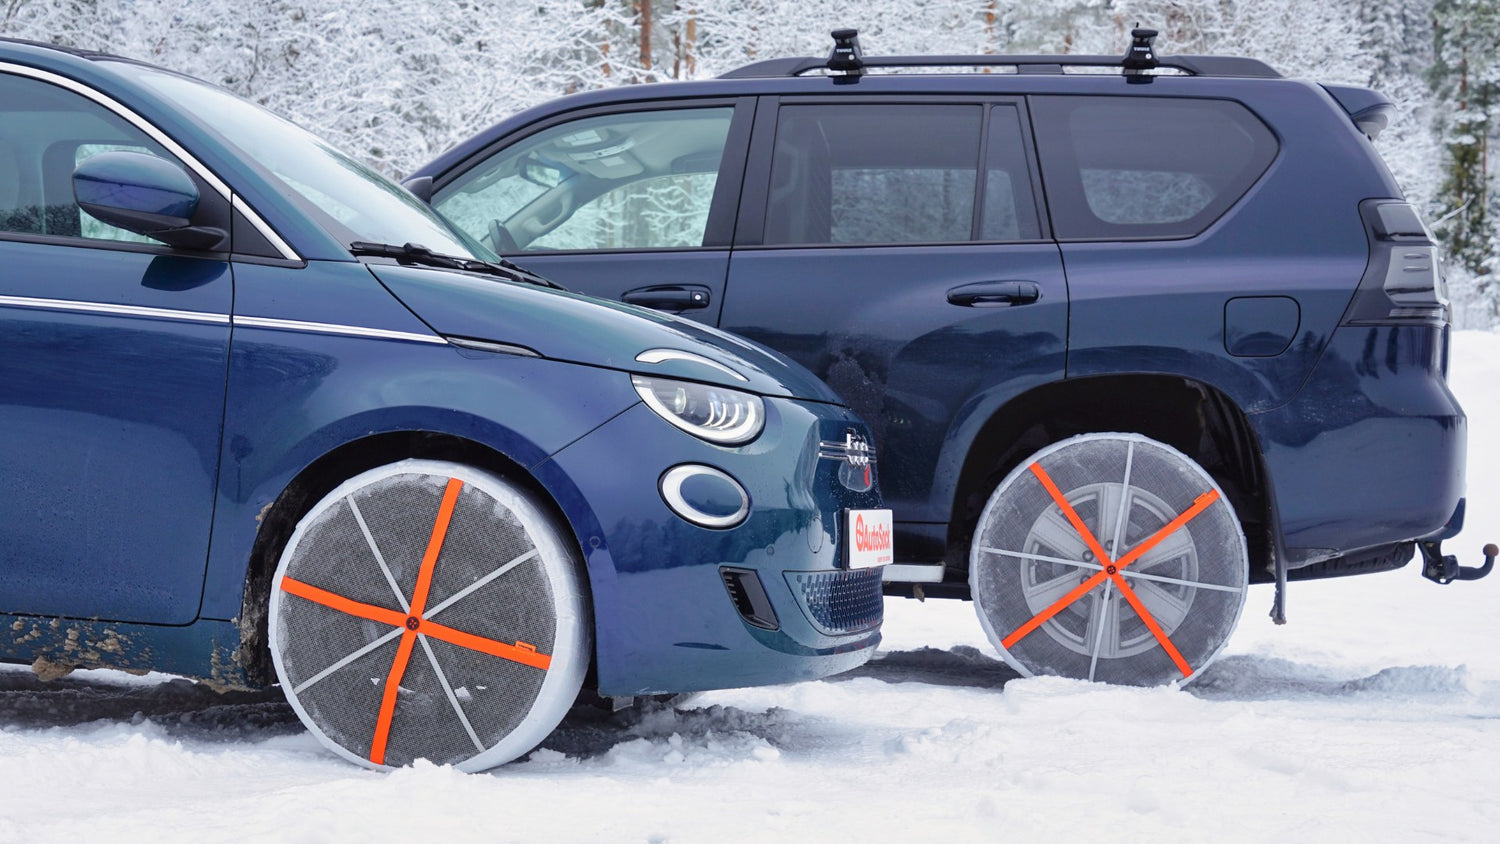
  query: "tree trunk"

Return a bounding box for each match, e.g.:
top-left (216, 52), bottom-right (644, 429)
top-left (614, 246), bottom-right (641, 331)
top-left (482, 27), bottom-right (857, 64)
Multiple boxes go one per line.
top-left (685, 6), bottom-right (696, 77)
top-left (637, 0), bottom-right (653, 72)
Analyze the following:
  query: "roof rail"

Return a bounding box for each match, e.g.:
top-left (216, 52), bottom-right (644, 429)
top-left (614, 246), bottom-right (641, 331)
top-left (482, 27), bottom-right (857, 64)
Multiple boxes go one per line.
top-left (719, 29), bottom-right (1279, 81)
top-left (719, 53), bottom-right (1281, 80)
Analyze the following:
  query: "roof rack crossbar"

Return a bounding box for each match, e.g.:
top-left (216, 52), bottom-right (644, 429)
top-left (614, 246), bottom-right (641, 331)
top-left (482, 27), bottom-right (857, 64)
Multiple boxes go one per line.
top-left (719, 53), bottom-right (1281, 80)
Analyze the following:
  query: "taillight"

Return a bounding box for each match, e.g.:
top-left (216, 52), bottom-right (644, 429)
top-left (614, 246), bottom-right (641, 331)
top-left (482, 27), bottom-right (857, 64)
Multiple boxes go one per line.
top-left (1342, 200), bottom-right (1449, 325)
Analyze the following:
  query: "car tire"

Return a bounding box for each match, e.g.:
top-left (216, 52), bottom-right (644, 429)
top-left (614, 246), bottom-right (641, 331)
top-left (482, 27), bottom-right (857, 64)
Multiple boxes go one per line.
top-left (268, 459), bottom-right (589, 771)
top-left (969, 433), bottom-right (1248, 686)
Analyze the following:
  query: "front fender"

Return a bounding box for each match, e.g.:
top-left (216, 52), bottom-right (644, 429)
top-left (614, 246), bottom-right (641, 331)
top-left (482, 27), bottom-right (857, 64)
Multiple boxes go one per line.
top-left (199, 299), bottom-right (639, 621)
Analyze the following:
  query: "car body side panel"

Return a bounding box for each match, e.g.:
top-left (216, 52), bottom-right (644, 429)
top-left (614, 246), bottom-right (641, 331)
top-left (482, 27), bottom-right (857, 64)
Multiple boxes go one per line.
top-left (1, 615), bottom-right (250, 687)
top-left (481, 250), bottom-right (731, 326)
top-left (541, 401), bottom-right (882, 695)
top-left (721, 245), bottom-right (1068, 525)
top-left (198, 260), bottom-right (642, 621)
top-left (1059, 82), bottom-right (1391, 411)
top-left (0, 240), bottom-right (230, 624)
top-left (369, 262), bottom-right (840, 401)
top-left (1055, 82), bottom-right (1450, 557)
top-left (1249, 324), bottom-right (1465, 555)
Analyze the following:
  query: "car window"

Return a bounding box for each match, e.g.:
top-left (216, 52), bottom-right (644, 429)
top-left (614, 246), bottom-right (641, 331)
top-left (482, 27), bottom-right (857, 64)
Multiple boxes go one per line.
top-left (981, 105), bottom-right (1043, 241)
top-left (530, 171), bottom-right (720, 250)
top-left (1031, 96), bottom-right (1278, 240)
top-left (434, 108), bottom-right (735, 253)
top-left (0, 73), bottom-right (174, 244)
top-left (764, 104), bottom-right (983, 246)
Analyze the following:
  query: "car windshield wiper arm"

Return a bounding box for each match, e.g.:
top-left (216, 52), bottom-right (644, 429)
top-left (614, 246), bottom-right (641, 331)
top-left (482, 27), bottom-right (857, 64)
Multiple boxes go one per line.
top-left (349, 241), bottom-right (564, 290)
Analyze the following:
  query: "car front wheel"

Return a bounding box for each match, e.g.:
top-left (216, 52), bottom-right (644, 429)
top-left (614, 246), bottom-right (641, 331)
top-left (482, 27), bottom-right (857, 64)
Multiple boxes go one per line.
top-left (268, 459), bottom-right (589, 771)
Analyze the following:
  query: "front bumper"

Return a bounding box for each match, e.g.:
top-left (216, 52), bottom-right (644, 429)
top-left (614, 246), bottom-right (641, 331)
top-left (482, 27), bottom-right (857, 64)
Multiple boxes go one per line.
top-left (539, 396), bottom-right (885, 696)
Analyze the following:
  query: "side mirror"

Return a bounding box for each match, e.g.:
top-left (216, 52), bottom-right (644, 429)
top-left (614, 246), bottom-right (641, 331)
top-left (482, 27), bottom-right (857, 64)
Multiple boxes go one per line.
top-left (73, 151), bottom-right (225, 250)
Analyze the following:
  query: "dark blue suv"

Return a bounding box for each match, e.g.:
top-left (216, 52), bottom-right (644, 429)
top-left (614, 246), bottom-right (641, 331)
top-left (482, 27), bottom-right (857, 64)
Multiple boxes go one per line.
top-left (413, 30), bottom-right (1481, 686)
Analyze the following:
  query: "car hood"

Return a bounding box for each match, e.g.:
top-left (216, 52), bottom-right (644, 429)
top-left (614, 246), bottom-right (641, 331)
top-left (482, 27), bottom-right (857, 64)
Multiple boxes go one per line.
top-left (371, 264), bottom-right (841, 402)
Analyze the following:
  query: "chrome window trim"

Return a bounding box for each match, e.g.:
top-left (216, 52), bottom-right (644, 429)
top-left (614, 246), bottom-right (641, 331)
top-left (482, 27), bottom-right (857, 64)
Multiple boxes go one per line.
top-left (2, 61), bottom-right (301, 262)
top-left (0, 294), bottom-right (229, 325)
top-left (231, 195), bottom-right (299, 263)
top-left (0, 295), bottom-right (445, 344)
top-left (233, 315), bottom-right (445, 345)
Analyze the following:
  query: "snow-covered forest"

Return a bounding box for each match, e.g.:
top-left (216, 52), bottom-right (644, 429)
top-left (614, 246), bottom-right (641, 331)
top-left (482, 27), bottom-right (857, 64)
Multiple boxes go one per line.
top-left (4, 0), bottom-right (1498, 324)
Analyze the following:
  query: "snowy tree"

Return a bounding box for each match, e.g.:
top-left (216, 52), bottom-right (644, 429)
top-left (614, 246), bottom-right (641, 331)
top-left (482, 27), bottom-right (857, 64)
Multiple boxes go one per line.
top-left (2, 0), bottom-right (1496, 323)
top-left (1430, 0), bottom-right (1499, 300)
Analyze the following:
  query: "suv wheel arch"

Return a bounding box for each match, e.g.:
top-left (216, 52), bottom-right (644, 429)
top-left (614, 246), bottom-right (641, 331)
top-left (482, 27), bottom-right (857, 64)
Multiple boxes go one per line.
top-left (948, 374), bottom-right (1273, 587)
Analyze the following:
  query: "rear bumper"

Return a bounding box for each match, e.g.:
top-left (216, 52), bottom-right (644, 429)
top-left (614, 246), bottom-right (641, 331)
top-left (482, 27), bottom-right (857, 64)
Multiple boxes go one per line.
top-left (1250, 324), bottom-right (1465, 560)
top-left (540, 397), bottom-right (884, 696)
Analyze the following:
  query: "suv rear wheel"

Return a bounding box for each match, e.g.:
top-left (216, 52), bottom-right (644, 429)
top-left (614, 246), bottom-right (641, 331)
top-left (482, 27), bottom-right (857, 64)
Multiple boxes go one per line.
top-left (969, 433), bottom-right (1247, 686)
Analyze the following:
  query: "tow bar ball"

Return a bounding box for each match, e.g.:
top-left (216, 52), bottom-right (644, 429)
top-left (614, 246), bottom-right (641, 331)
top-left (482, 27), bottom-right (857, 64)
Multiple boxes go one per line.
top-left (1420, 542), bottom-right (1499, 585)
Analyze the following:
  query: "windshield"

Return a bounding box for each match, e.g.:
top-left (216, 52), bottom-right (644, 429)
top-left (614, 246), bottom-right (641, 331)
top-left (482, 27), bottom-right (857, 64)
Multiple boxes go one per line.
top-left (116, 64), bottom-right (486, 259)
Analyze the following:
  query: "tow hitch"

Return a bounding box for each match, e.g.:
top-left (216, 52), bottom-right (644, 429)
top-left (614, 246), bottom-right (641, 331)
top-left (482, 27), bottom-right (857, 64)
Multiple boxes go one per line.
top-left (1419, 541), bottom-right (1498, 584)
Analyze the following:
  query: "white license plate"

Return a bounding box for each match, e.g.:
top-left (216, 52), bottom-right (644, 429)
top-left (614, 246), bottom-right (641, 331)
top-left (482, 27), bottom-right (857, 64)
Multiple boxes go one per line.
top-left (846, 509), bottom-right (893, 569)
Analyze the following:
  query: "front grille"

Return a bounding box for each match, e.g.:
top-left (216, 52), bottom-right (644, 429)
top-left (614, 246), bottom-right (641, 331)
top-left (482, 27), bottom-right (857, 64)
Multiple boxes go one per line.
top-left (785, 568), bottom-right (883, 636)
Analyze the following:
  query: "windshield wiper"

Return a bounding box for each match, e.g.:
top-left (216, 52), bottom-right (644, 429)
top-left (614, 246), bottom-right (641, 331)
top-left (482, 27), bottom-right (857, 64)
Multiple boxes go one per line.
top-left (349, 241), bottom-right (564, 290)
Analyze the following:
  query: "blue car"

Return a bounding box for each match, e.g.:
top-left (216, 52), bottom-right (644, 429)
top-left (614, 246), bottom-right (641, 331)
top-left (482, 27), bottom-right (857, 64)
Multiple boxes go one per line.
top-left (0, 38), bottom-right (888, 771)
top-left (411, 29), bottom-right (1485, 687)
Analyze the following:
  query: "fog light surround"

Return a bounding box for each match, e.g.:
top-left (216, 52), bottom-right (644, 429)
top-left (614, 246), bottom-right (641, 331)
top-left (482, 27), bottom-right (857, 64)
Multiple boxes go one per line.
top-left (660, 464), bottom-right (750, 529)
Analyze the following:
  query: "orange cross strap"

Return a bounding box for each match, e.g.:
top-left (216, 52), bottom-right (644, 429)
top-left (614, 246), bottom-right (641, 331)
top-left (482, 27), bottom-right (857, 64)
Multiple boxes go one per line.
top-left (1002, 570), bottom-right (1109, 650)
top-left (279, 576), bottom-right (408, 628)
top-left (1111, 573), bottom-right (1193, 678)
top-left (408, 478), bottom-right (464, 618)
top-left (420, 619), bottom-right (553, 671)
top-left (1028, 463), bottom-right (1116, 566)
top-left (369, 629), bottom-right (418, 765)
top-left (1115, 490), bottom-right (1220, 569)
top-left (367, 477), bottom-right (465, 764)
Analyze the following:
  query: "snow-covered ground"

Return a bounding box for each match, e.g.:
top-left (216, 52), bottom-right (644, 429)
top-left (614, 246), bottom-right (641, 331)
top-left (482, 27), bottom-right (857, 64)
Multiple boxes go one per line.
top-left (2, 334), bottom-right (1497, 843)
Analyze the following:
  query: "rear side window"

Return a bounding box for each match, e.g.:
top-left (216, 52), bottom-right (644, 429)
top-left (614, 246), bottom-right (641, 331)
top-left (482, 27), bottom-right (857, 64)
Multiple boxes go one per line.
top-left (763, 103), bottom-right (1040, 246)
top-left (1031, 96), bottom-right (1277, 240)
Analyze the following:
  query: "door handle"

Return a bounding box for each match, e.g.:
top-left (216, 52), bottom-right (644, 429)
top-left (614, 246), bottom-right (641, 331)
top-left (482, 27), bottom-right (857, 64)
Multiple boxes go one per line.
top-left (621, 285), bottom-right (712, 311)
top-left (946, 281), bottom-right (1041, 307)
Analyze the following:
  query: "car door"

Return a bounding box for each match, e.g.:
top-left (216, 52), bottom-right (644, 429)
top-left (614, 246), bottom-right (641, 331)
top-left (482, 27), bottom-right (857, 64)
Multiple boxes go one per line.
top-left (430, 99), bottom-right (754, 324)
top-left (0, 68), bottom-right (231, 624)
top-left (720, 97), bottom-right (1068, 552)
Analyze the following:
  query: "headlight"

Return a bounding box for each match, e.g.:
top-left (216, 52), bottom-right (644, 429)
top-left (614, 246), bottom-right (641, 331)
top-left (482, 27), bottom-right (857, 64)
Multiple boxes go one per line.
top-left (632, 375), bottom-right (764, 445)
